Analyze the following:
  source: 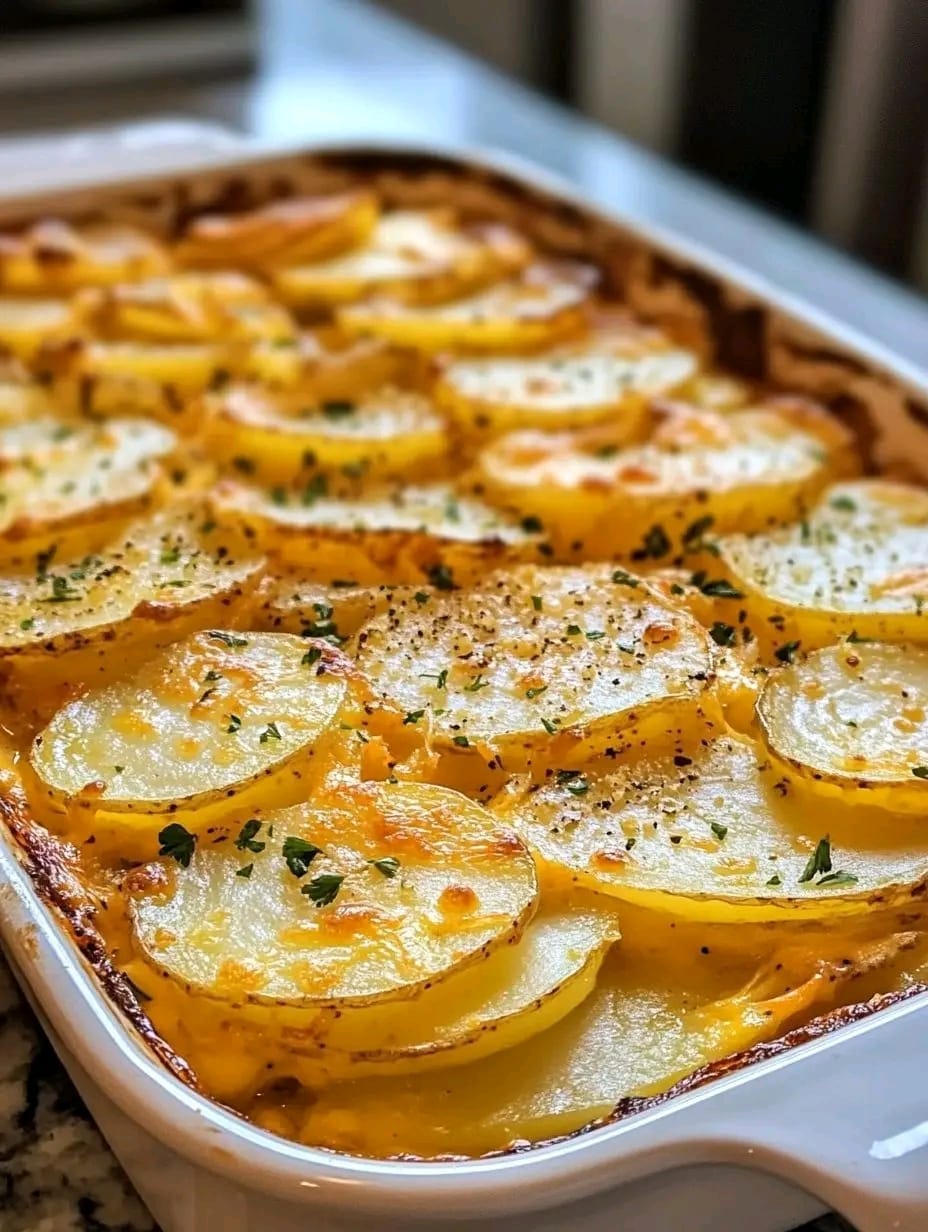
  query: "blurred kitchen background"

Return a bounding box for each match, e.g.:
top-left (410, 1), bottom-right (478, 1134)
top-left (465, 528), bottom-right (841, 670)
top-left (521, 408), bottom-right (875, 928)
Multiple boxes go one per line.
top-left (0, 0), bottom-right (925, 294)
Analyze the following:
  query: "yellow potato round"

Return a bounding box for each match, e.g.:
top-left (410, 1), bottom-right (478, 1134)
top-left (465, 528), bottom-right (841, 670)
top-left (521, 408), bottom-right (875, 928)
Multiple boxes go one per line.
top-left (127, 779), bottom-right (538, 1008)
top-left (352, 563), bottom-right (716, 766)
top-left (338, 263), bottom-right (595, 353)
top-left (498, 731), bottom-right (928, 920)
top-left (269, 899), bottom-right (618, 1075)
top-left (30, 630), bottom-right (352, 821)
top-left (436, 348), bottom-right (696, 438)
top-left (0, 220), bottom-right (168, 292)
top-left (175, 191), bottom-right (378, 270)
top-left (0, 296), bottom-right (83, 360)
top-left (477, 399), bottom-right (857, 559)
top-left (211, 479), bottom-right (541, 583)
top-left (275, 209), bottom-right (529, 307)
top-left (758, 641), bottom-right (928, 811)
top-left (0, 417), bottom-right (175, 554)
top-left (208, 383), bottom-right (448, 481)
top-left (250, 572), bottom-right (421, 640)
top-left (719, 480), bottom-right (928, 648)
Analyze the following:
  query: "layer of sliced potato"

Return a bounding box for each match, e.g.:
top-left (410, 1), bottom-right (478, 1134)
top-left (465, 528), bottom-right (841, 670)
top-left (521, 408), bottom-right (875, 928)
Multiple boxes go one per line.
top-left (477, 399), bottom-right (857, 559)
top-left (338, 263), bottom-right (595, 352)
top-left (264, 898), bottom-right (617, 1075)
top-left (436, 348), bottom-right (697, 438)
top-left (0, 296), bottom-right (83, 360)
top-left (30, 630), bottom-right (353, 819)
top-left (352, 563), bottom-right (715, 766)
top-left (0, 417), bottom-right (175, 554)
top-left (497, 730), bottom-right (928, 920)
top-left (250, 572), bottom-right (420, 640)
top-left (758, 641), bottom-right (928, 811)
top-left (211, 479), bottom-right (541, 583)
top-left (275, 209), bottom-right (529, 307)
top-left (284, 904), bottom-right (909, 1157)
top-left (175, 191), bottom-right (378, 270)
top-left (719, 480), bottom-right (928, 648)
top-left (0, 220), bottom-right (168, 291)
top-left (128, 779), bottom-right (538, 1008)
top-left (207, 383), bottom-right (448, 481)
top-left (0, 506), bottom-right (263, 663)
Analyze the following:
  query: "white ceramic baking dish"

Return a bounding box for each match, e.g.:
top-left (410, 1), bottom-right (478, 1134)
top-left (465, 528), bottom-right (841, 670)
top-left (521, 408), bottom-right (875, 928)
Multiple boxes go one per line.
top-left (1, 140), bottom-right (928, 1232)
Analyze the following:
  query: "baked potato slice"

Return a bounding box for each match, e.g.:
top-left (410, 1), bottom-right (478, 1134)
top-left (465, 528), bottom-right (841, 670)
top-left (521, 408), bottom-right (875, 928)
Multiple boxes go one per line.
top-left (435, 348), bottom-right (697, 438)
top-left (497, 730), bottom-right (928, 920)
top-left (476, 398), bottom-right (857, 559)
top-left (758, 641), bottom-right (928, 812)
top-left (211, 479), bottom-right (541, 583)
top-left (175, 191), bottom-right (378, 270)
top-left (338, 263), bottom-right (595, 353)
top-left (0, 220), bottom-right (168, 291)
top-left (127, 779), bottom-right (538, 1008)
top-left (30, 630), bottom-right (353, 822)
top-left (274, 210), bottom-right (529, 307)
top-left (291, 904), bottom-right (907, 1157)
top-left (269, 898), bottom-right (617, 1075)
top-left (207, 383), bottom-right (448, 481)
top-left (0, 507), bottom-right (263, 663)
top-left (0, 296), bottom-right (83, 360)
top-left (719, 480), bottom-right (928, 648)
top-left (250, 572), bottom-right (420, 640)
top-left (352, 563), bottom-right (716, 767)
top-left (0, 417), bottom-right (175, 555)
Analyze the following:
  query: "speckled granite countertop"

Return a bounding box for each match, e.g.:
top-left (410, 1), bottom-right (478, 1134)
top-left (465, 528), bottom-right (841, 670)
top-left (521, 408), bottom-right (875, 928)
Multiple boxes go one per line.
top-left (1, 949), bottom-right (855, 1232)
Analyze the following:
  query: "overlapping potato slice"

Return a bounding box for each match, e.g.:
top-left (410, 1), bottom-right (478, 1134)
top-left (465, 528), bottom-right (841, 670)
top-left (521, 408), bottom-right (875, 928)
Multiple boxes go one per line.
top-left (338, 263), bottom-right (595, 352)
top-left (207, 383), bottom-right (448, 481)
top-left (0, 296), bottom-right (83, 360)
top-left (719, 480), bottom-right (928, 648)
top-left (0, 220), bottom-right (168, 291)
top-left (212, 479), bottom-right (541, 582)
top-left (30, 630), bottom-right (353, 821)
top-left (175, 191), bottom-right (378, 270)
top-left (128, 780), bottom-right (538, 1008)
top-left (0, 417), bottom-right (175, 554)
top-left (275, 209), bottom-right (530, 307)
top-left (251, 571), bottom-right (420, 640)
top-left (352, 563), bottom-right (715, 766)
top-left (758, 641), bottom-right (928, 811)
top-left (287, 905), bottom-right (907, 1157)
top-left (278, 899), bottom-right (616, 1075)
top-left (436, 348), bottom-right (697, 438)
top-left (477, 398), bottom-right (856, 558)
top-left (0, 360), bottom-right (57, 423)
top-left (498, 730), bottom-right (928, 920)
top-left (0, 507), bottom-right (263, 663)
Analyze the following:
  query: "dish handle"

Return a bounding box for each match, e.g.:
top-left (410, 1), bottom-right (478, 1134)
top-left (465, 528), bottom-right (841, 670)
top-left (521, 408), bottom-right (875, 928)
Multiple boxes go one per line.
top-left (683, 994), bottom-right (928, 1232)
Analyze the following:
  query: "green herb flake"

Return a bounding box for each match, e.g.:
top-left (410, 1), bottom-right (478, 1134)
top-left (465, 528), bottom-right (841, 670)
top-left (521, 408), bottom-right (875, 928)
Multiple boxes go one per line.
top-left (710, 822), bottom-right (728, 841)
top-left (709, 622), bottom-right (736, 647)
top-left (912, 766), bottom-right (928, 779)
top-left (302, 872), bottom-right (345, 907)
top-left (799, 836), bottom-right (832, 884)
top-left (766, 873), bottom-right (782, 886)
top-left (426, 563), bottom-right (457, 591)
top-left (19, 617), bottom-right (34, 631)
top-left (302, 646), bottom-right (323, 667)
top-left (158, 822), bottom-right (196, 868)
top-left (282, 836), bottom-right (323, 879)
top-left (208, 631), bottom-right (248, 649)
top-left (322, 400), bottom-right (356, 419)
top-left (452, 735), bottom-right (471, 747)
top-left (830, 495), bottom-right (857, 512)
top-left (414, 590), bottom-right (431, 606)
top-left (775, 640), bottom-right (801, 664)
top-left (817, 870), bottom-right (859, 887)
top-left (235, 819), bottom-right (266, 854)
top-left (226, 713), bottom-right (242, 734)
top-left (690, 573), bottom-right (744, 599)
top-left (464, 674), bottom-right (491, 692)
top-left (526, 684), bottom-right (548, 699)
top-left (611, 569), bottom-right (639, 588)
top-left (521, 515), bottom-right (543, 533)
top-left (259, 721), bottom-right (282, 744)
top-left (531, 594), bottom-right (543, 611)
top-left (403, 709), bottom-right (425, 725)
top-left (369, 856), bottom-right (400, 879)
top-left (236, 863), bottom-right (254, 879)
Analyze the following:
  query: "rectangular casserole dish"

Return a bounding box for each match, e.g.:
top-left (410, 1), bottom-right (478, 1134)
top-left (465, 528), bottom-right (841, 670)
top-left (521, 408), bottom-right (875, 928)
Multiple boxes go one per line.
top-left (1, 140), bottom-right (927, 1232)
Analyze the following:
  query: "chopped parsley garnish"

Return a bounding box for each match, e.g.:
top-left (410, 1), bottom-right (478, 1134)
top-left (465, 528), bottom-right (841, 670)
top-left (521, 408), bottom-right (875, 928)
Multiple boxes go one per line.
top-left (369, 856), bottom-right (400, 878)
top-left (39, 574), bottom-right (82, 604)
top-left (817, 870), bottom-right (859, 887)
top-left (526, 685), bottom-right (548, 699)
top-left (566, 623), bottom-right (582, 636)
top-left (301, 475), bottom-right (328, 505)
top-left (414, 591), bottom-right (431, 606)
top-left (585, 630), bottom-right (606, 640)
top-left (634, 524), bottom-right (671, 560)
top-left (208, 631), bottom-right (248, 649)
top-left (912, 766), bottom-right (928, 779)
top-left (226, 713), bottom-right (242, 734)
top-left (259, 721), bottom-right (282, 743)
top-left (453, 735), bottom-right (471, 747)
top-left (830, 495), bottom-right (857, 512)
top-left (19, 617), bottom-right (34, 631)
top-left (232, 456), bottom-right (256, 475)
top-left (160, 545), bottom-right (181, 565)
top-left (158, 822), bottom-right (196, 868)
top-left (302, 872), bottom-right (344, 907)
top-left (766, 873), bottom-right (782, 886)
top-left (236, 863), bottom-right (254, 879)
top-left (775, 640), bottom-right (801, 663)
top-left (282, 836), bottom-right (323, 878)
top-left (403, 709), bottom-right (425, 725)
top-left (846, 630), bottom-right (872, 644)
top-left (322, 400), bottom-right (356, 419)
top-left (710, 822), bottom-right (728, 841)
top-left (799, 835), bottom-right (832, 883)
top-left (690, 572), bottom-right (744, 599)
top-left (531, 594), bottom-right (543, 611)
top-left (464, 674), bottom-right (491, 692)
top-left (302, 602), bottom-right (341, 642)
top-left (682, 515), bottom-right (715, 549)
top-left (709, 622), bottom-right (736, 647)
top-left (302, 646), bottom-right (323, 667)
top-left (611, 569), bottom-right (639, 588)
top-left (419, 668), bottom-right (448, 689)
top-left (235, 820), bottom-right (265, 854)
top-left (541, 717), bottom-right (559, 734)
top-left (521, 515), bottom-right (543, 533)
top-left (204, 669), bottom-right (222, 683)
top-left (556, 769), bottom-right (589, 796)
top-left (426, 563), bottom-right (457, 591)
